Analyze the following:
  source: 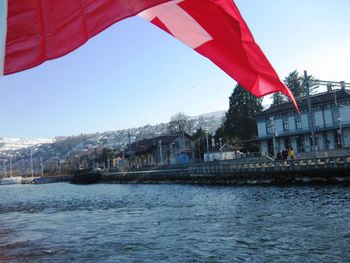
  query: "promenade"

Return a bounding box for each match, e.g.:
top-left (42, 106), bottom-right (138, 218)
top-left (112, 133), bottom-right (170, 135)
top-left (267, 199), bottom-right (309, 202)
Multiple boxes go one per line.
top-left (102, 155), bottom-right (350, 186)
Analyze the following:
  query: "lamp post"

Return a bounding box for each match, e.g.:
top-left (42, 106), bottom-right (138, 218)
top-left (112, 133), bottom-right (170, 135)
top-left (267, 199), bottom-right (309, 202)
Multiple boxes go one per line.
top-left (206, 132), bottom-right (209, 154)
top-left (159, 140), bottom-right (163, 166)
top-left (30, 151), bottom-right (34, 178)
top-left (3, 159), bottom-right (7, 177)
top-left (40, 156), bottom-right (44, 177)
top-left (270, 117), bottom-right (277, 157)
top-left (9, 156), bottom-right (12, 177)
top-left (304, 70), bottom-right (316, 151)
top-left (172, 142), bottom-right (176, 165)
top-left (338, 117), bottom-right (343, 148)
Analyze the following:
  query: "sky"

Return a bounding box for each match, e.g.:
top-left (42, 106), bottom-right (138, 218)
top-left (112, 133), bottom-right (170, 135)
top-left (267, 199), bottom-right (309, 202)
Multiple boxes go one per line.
top-left (0, 0), bottom-right (349, 138)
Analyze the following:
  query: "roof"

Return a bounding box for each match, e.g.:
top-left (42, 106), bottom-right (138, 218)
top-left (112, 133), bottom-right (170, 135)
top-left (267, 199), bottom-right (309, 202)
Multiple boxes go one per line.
top-left (124, 133), bottom-right (192, 157)
top-left (258, 89), bottom-right (350, 118)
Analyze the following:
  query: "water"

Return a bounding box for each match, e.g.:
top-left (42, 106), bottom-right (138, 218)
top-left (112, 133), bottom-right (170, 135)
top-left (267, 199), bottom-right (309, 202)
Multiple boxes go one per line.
top-left (0, 183), bottom-right (349, 262)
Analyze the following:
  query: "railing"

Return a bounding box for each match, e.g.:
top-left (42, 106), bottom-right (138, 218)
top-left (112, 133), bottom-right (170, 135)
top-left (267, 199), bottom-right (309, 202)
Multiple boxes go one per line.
top-left (297, 148), bottom-right (350, 159)
top-left (105, 162), bottom-right (190, 174)
top-left (189, 155), bottom-right (350, 175)
top-left (262, 152), bottom-right (274, 161)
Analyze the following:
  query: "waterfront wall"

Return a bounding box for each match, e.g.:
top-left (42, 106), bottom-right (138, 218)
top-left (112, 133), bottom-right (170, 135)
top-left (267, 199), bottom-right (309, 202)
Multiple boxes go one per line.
top-left (102, 168), bottom-right (189, 184)
top-left (188, 165), bottom-right (350, 185)
top-left (102, 156), bottom-right (350, 185)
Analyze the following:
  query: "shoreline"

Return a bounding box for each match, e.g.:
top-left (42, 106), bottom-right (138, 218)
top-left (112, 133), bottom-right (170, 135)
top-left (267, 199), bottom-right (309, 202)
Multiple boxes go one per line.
top-left (13, 156), bottom-right (350, 186)
top-left (101, 167), bottom-right (350, 186)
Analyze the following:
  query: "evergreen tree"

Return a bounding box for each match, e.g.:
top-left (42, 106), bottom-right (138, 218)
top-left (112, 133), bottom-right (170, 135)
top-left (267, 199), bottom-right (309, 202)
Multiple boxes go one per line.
top-left (192, 128), bottom-right (207, 161)
top-left (284, 70), bottom-right (304, 98)
top-left (283, 70), bottom-right (316, 98)
top-left (221, 84), bottom-right (263, 142)
top-left (272, 92), bottom-right (286, 106)
top-left (214, 125), bottom-right (225, 141)
top-left (192, 127), bottom-right (206, 141)
top-left (100, 147), bottom-right (114, 167)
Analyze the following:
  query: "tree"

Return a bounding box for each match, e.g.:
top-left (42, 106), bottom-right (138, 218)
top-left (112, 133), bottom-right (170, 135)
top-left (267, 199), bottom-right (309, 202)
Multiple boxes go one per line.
top-left (220, 84), bottom-right (263, 144)
top-left (99, 147), bottom-right (114, 167)
top-left (283, 70), bottom-right (316, 98)
top-left (214, 125), bottom-right (225, 141)
top-left (271, 70), bottom-right (317, 106)
top-left (167, 112), bottom-right (193, 134)
top-left (272, 92), bottom-right (287, 106)
top-left (192, 127), bottom-right (206, 141)
top-left (284, 70), bottom-right (304, 98)
top-left (192, 127), bottom-right (207, 161)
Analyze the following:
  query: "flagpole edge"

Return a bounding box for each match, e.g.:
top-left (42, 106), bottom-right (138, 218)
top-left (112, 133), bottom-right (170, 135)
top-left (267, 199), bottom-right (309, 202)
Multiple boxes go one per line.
top-left (0, 0), bottom-right (8, 76)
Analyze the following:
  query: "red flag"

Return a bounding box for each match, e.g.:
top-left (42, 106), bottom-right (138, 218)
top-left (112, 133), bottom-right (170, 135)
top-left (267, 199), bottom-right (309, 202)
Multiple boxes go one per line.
top-left (4, 0), bottom-right (170, 74)
top-left (2, 0), bottom-right (297, 109)
top-left (139, 0), bottom-right (297, 109)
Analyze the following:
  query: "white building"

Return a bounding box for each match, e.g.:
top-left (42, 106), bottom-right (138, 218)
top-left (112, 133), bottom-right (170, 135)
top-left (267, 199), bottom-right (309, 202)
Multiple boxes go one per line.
top-left (257, 88), bottom-right (350, 155)
top-left (203, 143), bottom-right (244, 162)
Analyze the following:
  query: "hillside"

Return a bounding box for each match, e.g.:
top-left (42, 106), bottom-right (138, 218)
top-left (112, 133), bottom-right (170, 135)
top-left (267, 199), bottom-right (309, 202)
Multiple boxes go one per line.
top-left (0, 111), bottom-right (225, 173)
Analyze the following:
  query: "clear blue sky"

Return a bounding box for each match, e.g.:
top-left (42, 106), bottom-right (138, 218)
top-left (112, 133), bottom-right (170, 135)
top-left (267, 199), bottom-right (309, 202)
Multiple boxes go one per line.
top-left (1, 0), bottom-right (349, 138)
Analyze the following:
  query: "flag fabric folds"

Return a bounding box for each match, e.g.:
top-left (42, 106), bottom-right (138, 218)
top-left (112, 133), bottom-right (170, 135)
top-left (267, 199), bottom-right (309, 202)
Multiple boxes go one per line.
top-left (0, 0), bottom-right (297, 108)
top-left (2, 0), bottom-right (170, 75)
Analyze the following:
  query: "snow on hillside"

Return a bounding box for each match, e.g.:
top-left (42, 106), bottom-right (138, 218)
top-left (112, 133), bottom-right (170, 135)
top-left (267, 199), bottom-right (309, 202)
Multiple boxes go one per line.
top-left (0, 111), bottom-right (226, 157)
top-left (0, 137), bottom-right (54, 152)
top-left (191, 111), bottom-right (225, 120)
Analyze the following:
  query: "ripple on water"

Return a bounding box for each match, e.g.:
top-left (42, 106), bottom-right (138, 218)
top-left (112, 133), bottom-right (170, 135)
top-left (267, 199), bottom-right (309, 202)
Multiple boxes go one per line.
top-left (1, 184), bottom-right (350, 262)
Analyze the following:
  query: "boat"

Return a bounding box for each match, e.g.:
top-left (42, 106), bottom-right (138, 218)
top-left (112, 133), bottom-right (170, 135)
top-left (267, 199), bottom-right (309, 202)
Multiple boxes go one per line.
top-left (70, 169), bottom-right (102, 184)
top-left (32, 175), bottom-right (72, 184)
top-left (32, 177), bottom-right (53, 184)
top-left (0, 176), bottom-right (23, 185)
top-left (1, 156), bottom-right (23, 185)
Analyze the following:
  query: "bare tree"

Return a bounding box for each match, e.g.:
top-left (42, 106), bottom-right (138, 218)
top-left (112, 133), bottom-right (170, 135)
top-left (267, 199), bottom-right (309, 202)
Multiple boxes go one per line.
top-left (167, 112), bottom-right (193, 134)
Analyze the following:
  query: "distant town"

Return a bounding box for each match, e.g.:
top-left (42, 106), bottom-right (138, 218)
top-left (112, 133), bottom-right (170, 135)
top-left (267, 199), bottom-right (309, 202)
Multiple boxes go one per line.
top-left (0, 111), bottom-right (224, 177)
top-left (1, 72), bottom-right (350, 182)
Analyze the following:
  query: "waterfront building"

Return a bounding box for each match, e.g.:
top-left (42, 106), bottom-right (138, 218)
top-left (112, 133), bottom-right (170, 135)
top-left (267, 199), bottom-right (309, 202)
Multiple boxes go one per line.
top-left (123, 134), bottom-right (195, 169)
top-left (257, 88), bottom-right (350, 155)
top-left (203, 143), bottom-right (239, 162)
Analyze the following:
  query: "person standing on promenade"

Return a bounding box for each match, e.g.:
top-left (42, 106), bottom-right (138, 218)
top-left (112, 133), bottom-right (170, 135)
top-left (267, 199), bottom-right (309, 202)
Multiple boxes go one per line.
top-left (288, 148), bottom-right (295, 160)
top-left (282, 148), bottom-right (288, 160)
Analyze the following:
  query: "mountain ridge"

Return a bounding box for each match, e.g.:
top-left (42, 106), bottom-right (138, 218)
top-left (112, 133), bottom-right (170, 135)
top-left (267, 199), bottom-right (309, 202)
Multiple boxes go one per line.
top-left (0, 111), bottom-right (225, 164)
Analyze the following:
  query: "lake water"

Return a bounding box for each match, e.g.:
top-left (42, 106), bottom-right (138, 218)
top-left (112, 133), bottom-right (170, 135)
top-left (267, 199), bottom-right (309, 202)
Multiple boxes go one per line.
top-left (1, 183), bottom-right (350, 262)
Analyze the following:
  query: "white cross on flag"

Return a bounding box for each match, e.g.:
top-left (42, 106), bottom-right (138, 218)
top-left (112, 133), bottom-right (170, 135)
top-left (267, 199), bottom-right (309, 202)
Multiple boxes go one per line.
top-left (0, 0), bottom-right (297, 108)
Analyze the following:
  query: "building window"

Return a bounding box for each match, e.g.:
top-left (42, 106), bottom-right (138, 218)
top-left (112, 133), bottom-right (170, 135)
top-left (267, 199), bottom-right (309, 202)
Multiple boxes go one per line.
top-left (266, 123), bottom-right (273, 134)
top-left (295, 117), bottom-right (302, 129)
top-left (283, 119), bottom-right (289, 131)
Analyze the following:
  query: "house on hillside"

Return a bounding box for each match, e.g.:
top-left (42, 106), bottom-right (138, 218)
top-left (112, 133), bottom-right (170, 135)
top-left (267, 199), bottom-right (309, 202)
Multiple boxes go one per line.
top-left (257, 88), bottom-right (350, 155)
top-left (123, 134), bottom-right (195, 169)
